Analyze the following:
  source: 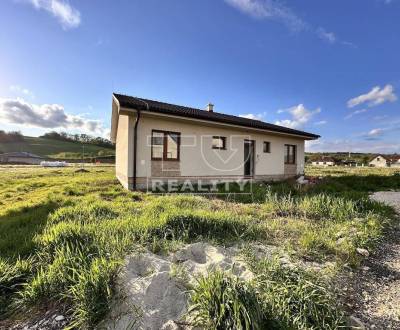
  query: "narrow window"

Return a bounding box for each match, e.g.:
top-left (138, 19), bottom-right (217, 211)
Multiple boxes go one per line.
top-left (166, 133), bottom-right (179, 160)
top-left (263, 141), bottom-right (271, 153)
top-left (284, 144), bottom-right (296, 164)
top-left (212, 136), bottom-right (226, 150)
top-left (151, 130), bottom-right (180, 160)
top-left (151, 131), bottom-right (164, 160)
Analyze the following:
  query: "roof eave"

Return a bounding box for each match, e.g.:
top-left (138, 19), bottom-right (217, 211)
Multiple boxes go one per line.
top-left (118, 103), bottom-right (320, 140)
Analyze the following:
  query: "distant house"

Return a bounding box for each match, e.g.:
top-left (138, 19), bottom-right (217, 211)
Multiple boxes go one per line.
top-left (369, 155), bottom-right (390, 168)
top-left (311, 156), bottom-right (336, 166)
top-left (390, 155), bottom-right (400, 168)
top-left (0, 152), bottom-right (44, 165)
top-left (369, 154), bottom-right (400, 168)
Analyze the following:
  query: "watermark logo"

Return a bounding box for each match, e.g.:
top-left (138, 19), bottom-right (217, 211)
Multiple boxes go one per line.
top-left (147, 178), bottom-right (253, 194)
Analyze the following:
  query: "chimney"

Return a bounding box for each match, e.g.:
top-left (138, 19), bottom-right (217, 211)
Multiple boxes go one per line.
top-left (206, 103), bottom-right (214, 112)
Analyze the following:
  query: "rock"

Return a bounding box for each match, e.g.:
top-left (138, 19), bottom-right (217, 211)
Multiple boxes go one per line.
top-left (161, 320), bottom-right (180, 330)
top-left (335, 231), bottom-right (344, 238)
top-left (347, 315), bottom-right (366, 329)
top-left (55, 315), bottom-right (65, 322)
top-left (356, 248), bottom-right (370, 257)
top-left (296, 176), bottom-right (309, 185)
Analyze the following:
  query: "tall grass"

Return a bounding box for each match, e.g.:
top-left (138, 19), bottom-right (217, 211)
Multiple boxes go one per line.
top-left (189, 271), bottom-right (268, 330)
top-left (188, 260), bottom-right (346, 330)
top-left (249, 258), bottom-right (346, 329)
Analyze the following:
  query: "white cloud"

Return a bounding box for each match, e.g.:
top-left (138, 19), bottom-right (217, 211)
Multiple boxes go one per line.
top-left (368, 128), bottom-right (383, 137)
top-left (316, 27), bottom-right (336, 44)
top-left (23, 0), bottom-right (81, 29)
top-left (223, 1), bottom-right (355, 46)
top-left (9, 85), bottom-right (35, 98)
top-left (306, 138), bottom-right (400, 154)
top-left (314, 120), bottom-right (327, 125)
top-left (347, 84), bottom-right (397, 108)
top-left (239, 112), bottom-right (266, 121)
top-left (275, 104), bottom-right (321, 129)
top-left (0, 98), bottom-right (107, 136)
top-left (224, 0), bottom-right (307, 32)
top-left (344, 108), bottom-right (368, 120)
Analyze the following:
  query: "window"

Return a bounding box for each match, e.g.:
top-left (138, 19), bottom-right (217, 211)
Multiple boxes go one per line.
top-left (284, 144), bottom-right (296, 164)
top-left (151, 131), bottom-right (164, 160)
top-left (212, 136), bottom-right (226, 150)
top-left (151, 130), bottom-right (180, 160)
top-left (263, 141), bottom-right (271, 153)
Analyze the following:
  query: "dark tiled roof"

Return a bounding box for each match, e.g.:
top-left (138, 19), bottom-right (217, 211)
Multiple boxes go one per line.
top-left (390, 155), bottom-right (400, 161)
top-left (369, 154), bottom-right (390, 162)
top-left (113, 93), bottom-right (320, 139)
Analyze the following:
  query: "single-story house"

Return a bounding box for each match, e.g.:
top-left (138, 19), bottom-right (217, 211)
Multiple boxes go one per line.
top-left (0, 152), bottom-right (44, 165)
top-left (369, 154), bottom-right (400, 168)
top-left (311, 156), bottom-right (336, 166)
top-left (111, 93), bottom-right (320, 190)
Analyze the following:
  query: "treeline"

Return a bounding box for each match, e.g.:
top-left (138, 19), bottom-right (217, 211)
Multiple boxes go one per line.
top-left (40, 131), bottom-right (114, 148)
top-left (0, 130), bottom-right (24, 143)
top-left (306, 152), bottom-right (373, 165)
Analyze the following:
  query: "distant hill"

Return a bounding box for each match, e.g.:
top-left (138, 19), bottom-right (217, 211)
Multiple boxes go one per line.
top-left (0, 136), bottom-right (115, 159)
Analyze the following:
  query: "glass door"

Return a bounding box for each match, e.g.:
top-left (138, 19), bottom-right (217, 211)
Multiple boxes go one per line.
top-left (244, 140), bottom-right (255, 176)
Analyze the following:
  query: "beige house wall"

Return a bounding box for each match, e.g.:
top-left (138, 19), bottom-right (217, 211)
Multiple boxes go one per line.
top-left (116, 110), bottom-right (306, 189)
top-left (369, 156), bottom-right (389, 168)
top-left (115, 114), bottom-right (134, 189)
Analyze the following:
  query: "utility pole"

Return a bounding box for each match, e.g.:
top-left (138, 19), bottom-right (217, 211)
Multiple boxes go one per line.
top-left (81, 144), bottom-right (85, 169)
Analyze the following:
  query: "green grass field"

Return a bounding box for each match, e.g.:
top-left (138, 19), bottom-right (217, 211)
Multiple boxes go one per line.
top-left (0, 166), bottom-right (399, 328)
top-left (306, 165), bottom-right (400, 177)
top-left (0, 136), bottom-right (115, 159)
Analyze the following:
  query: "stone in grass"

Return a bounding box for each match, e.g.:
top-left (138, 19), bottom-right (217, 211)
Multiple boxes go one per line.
top-left (347, 315), bottom-right (366, 329)
top-left (336, 237), bottom-right (347, 245)
top-left (356, 248), bottom-right (370, 257)
top-left (55, 315), bottom-right (65, 322)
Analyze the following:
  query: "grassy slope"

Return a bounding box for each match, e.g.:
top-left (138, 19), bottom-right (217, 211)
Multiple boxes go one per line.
top-left (0, 136), bottom-right (114, 159)
top-left (0, 166), bottom-right (399, 328)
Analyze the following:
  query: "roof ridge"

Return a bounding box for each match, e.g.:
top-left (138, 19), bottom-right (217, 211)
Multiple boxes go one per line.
top-left (113, 93), bottom-right (203, 112)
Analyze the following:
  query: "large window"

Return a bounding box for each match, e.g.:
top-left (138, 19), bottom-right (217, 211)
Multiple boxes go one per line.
top-left (151, 130), bottom-right (180, 161)
top-left (212, 136), bottom-right (226, 150)
top-left (284, 144), bottom-right (296, 164)
top-left (263, 141), bottom-right (271, 153)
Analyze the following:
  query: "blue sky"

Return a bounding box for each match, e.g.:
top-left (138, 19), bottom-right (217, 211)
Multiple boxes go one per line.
top-left (0, 0), bottom-right (399, 153)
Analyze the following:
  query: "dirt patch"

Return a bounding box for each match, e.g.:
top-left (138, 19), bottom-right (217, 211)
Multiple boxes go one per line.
top-left (102, 242), bottom-right (276, 329)
top-left (74, 168), bottom-right (89, 173)
top-left (345, 192), bottom-right (400, 329)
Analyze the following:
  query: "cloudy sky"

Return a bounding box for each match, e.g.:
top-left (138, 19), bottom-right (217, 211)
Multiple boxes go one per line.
top-left (0, 0), bottom-right (399, 152)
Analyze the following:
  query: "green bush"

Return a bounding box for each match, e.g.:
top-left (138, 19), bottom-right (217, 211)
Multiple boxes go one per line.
top-left (0, 257), bottom-right (35, 318)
